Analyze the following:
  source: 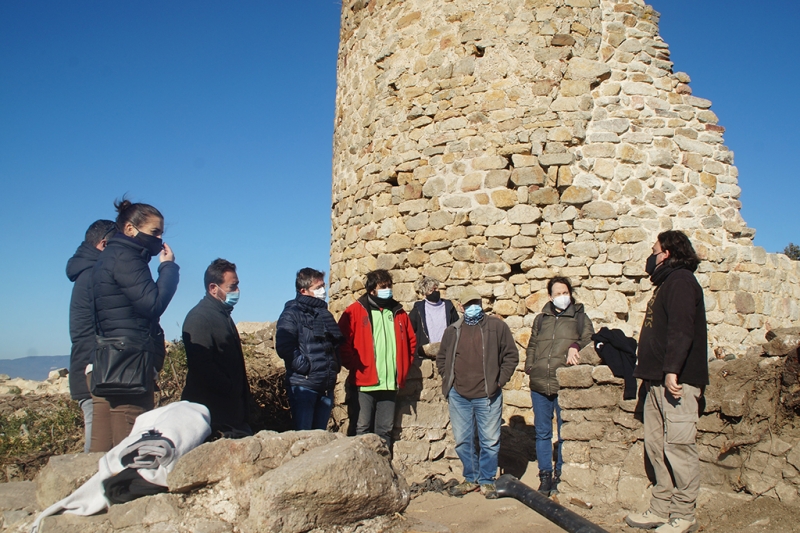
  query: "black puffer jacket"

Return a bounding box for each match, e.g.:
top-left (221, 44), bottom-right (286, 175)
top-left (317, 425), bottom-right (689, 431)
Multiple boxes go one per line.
top-left (181, 294), bottom-right (251, 432)
top-left (66, 241), bottom-right (101, 400)
top-left (92, 234), bottom-right (179, 373)
top-left (276, 294), bottom-right (343, 393)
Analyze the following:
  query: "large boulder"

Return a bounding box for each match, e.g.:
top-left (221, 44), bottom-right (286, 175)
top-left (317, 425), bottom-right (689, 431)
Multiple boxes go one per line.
top-left (35, 452), bottom-right (104, 508)
top-left (168, 430), bottom-right (341, 491)
top-left (242, 434), bottom-right (409, 533)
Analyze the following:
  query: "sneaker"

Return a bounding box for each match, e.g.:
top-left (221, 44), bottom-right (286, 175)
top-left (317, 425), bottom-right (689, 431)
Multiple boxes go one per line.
top-left (550, 470), bottom-right (561, 495)
top-left (448, 481), bottom-right (479, 497)
top-left (480, 483), bottom-right (498, 499)
top-left (655, 518), bottom-right (698, 533)
top-left (537, 470), bottom-right (553, 495)
top-left (625, 509), bottom-right (669, 529)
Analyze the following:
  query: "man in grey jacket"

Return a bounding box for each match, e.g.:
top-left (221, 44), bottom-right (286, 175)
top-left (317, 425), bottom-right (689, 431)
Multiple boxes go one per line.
top-left (436, 287), bottom-right (519, 499)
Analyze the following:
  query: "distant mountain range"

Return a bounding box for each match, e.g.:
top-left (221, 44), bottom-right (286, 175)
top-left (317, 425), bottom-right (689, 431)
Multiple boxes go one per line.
top-left (0, 355), bottom-right (70, 381)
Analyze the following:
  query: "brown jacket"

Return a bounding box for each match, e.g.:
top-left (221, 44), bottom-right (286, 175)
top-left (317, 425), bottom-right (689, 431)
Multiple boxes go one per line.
top-left (436, 315), bottom-right (519, 399)
top-left (525, 302), bottom-right (594, 396)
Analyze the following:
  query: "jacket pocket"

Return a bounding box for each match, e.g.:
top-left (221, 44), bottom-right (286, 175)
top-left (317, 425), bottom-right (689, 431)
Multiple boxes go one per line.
top-left (665, 412), bottom-right (697, 445)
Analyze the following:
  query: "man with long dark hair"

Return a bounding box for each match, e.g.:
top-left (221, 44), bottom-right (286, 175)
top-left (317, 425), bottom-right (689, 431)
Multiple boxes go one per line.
top-left (626, 231), bottom-right (708, 533)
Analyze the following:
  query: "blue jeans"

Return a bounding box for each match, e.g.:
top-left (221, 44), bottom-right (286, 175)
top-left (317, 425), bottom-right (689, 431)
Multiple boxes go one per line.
top-left (531, 390), bottom-right (563, 473)
top-left (448, 388), bottom-right (503, 485)
top-left (288, 386), bottom-right (334, 430)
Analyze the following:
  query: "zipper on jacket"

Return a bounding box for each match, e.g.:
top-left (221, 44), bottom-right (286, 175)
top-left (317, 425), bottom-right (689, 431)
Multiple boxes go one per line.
top-left (446, 325), bottom-right (461, 394)
top-left (546, 315), bottom-right (559, 396)
top-left (481, 323), bottom-right (490, 400)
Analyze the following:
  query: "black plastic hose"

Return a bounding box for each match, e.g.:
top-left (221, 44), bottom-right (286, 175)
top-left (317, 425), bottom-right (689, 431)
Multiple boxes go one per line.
top-left (495, 474), bottom-right (609, 533)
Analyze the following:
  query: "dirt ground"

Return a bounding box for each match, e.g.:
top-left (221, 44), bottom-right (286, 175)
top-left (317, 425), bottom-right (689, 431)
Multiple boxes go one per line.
top-left (404, 467), bottom-right (800, 533)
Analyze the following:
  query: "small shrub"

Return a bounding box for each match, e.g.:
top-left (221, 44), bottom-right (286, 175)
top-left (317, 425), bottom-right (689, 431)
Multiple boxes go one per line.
top-left (0, 397), bottom-right (83, 481)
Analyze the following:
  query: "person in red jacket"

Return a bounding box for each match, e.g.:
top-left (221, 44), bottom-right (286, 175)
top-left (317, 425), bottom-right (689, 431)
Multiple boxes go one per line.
top-left (338, 269), bottom-right (416, 448)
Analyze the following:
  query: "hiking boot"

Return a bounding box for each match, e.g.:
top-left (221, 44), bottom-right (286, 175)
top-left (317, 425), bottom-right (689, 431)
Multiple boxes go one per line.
top-left (625, 509), bottom-right (669, 529)
top-left (480, 483), bottom-right (498, 499)
top-left (537, 470), bottom-right (553, 495)
top-left (655, 518), bottom-right (698, 533)
top-left (448, 481), bottom-right (479, 497)
top-left (550, 470), bottom-right (561, 495)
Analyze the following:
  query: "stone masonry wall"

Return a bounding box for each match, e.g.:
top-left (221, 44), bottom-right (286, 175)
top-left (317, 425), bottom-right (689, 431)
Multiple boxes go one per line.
top-left (557, 347), bottom-right (800, 506)
top-left (328, 0), bottom-right (800, 498)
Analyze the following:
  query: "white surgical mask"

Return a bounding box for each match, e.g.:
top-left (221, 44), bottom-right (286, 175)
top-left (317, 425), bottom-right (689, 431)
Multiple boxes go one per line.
top-left (312, 286), bottom-right (326, 300)
top-left (552, 295), bottom-right (571, 311)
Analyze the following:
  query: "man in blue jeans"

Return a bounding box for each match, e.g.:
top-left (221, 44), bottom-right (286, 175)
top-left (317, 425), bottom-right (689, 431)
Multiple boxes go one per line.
top-left (437, 287), bottom-right (519, 498)
top-left (276, 268), bottom-right (344, 430)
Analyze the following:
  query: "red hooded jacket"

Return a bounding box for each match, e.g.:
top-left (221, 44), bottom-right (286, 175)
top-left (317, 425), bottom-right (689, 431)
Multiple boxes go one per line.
top-left (338, 294), bottom-right (417, 389)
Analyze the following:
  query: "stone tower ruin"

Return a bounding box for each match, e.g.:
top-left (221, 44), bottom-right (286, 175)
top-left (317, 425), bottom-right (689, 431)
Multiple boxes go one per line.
top-left (329, 0), bottom-right (800, 355)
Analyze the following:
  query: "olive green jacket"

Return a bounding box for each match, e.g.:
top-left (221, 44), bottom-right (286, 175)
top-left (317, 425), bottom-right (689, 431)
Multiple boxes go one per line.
top-left (525, 302), bottom-right (594, 396)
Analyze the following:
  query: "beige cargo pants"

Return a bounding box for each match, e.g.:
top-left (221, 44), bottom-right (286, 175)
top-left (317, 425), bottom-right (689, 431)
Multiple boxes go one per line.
top-left (643, 381), bottom-right (702, 521)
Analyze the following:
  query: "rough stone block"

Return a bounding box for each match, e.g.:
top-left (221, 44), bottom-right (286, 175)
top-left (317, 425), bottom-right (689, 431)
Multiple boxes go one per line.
top-left (529, 187), bottom-right (560, 205)
top-left (566, 57), bottom-right (611, 81)
top-left (557, 365), bottom-right (594, 388)
top-left (561, 186), bottom-right (593, 205)
top-left (617, 475), bottom-right (651, 510)
top-left (472, 155), bottom-right (507, 170)
top-left (492, 189), bottom-right (517, 208)
top-left (538, 153), bottom-right (574, 166)
top-left (511, 165), bottom-right (546, 186)
top-left (592, 366), bottom-right (623, 385)
top-left (559, 386), bottom-right (619, 409)
top-left (507, 204), bottom-right (541, 224)
top-left (562, 421), bottom-right (605, 440)
top-left (589, 263), bottom-right (623, 276)
top-left (36, 452), bottom-right (104, 509)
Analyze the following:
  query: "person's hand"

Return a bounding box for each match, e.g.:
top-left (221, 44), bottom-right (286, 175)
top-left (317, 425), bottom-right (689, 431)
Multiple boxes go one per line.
top-left (665, 373), bottom-right (683, 398)
top-left (160, 242), bottom-right (175, 263)
top-left (567, 347), bottom-right (580, 366)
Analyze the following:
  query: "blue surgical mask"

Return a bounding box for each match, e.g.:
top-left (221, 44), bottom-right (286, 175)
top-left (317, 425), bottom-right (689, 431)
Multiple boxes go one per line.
top-left (464, 304), bottom-right (482, 318)
top-left (377, 288), bottom-right (393, 299)
top-left (225, 291), bottom-right (240, 307)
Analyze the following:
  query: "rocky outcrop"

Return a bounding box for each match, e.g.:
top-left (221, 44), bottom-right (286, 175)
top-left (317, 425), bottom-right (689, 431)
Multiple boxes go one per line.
top-left (3, 432), bottom-right (409, 533)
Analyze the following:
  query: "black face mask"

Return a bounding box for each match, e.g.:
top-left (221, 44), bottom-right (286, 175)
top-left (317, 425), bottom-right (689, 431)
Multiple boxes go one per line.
top-left (135, 231), bottom-right (164, 257)
top-left (426, 290), bottom-right (441, 303)
top-left (645, 254), bottom-right (659, 276)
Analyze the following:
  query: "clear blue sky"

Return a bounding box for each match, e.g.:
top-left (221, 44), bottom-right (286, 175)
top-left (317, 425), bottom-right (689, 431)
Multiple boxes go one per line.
top-left (0, 1), bottom-right (797, 359)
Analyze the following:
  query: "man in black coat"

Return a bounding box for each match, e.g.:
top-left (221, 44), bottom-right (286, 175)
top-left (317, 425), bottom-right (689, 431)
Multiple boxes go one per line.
top-left (625, 231), bottom-right (709, 533)
top-left (181, 259), bottom-right (252, 437)
top-left (66, 219), bottom-right (117, 452)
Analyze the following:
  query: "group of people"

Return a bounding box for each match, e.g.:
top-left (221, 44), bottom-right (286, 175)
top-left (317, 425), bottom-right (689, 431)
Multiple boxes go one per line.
top-left (68, 197), bottom-right (708, 533)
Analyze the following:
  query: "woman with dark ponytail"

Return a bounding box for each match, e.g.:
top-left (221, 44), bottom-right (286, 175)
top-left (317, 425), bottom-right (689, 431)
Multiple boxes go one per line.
top-left (89, 197), bottom-right (180, 452)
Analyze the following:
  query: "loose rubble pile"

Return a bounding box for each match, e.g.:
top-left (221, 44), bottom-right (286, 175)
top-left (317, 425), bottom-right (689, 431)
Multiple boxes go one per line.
top-left (0, 370), bottom-right (69, 397)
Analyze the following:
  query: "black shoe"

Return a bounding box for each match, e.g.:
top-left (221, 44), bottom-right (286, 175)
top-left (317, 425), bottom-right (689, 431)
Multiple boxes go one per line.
top-left (537, 471), bottom-right (553, 495)
top-left (550, 470), bottom-right (561, 495)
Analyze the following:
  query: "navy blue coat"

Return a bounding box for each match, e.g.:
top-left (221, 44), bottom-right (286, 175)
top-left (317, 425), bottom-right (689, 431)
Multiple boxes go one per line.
top-left (66, 241), bottom-right (101, 400)
top-left (276, 294), bottom-right (343, 393)
top-left (92, 234), bottom-right (179, 373)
